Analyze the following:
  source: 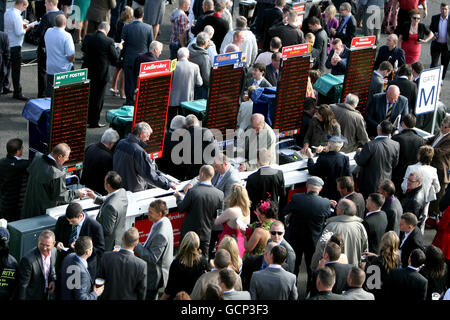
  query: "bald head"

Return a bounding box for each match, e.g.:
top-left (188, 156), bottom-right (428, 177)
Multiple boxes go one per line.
top-left (337, 199), bottom-right (357, 216)
top-left (251, 114), bottom-right (265, 133)
top-left (386, 85), bottom-right (400, 103)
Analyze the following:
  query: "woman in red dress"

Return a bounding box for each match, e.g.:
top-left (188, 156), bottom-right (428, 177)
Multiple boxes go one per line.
top-left (432, 207), bottom-right (450, 263)
top-left (398, 9), bottom-right (433, 64)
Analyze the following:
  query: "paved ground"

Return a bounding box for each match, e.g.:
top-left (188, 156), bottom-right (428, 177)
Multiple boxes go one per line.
top-left (0, 0), bottom-right (443, 299)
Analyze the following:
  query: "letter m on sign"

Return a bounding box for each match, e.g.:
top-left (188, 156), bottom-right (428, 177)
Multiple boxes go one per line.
top-left (420, 86), bottom-right (435, 106)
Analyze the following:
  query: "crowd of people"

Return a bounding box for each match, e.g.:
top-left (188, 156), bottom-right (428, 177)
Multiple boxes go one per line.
top-left (0, 0), bottom-right (450, 302)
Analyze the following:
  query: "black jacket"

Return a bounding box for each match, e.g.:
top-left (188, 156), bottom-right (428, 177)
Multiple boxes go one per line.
top-left (260, 7), bottom-right (283, 45)
top-left (334, 14), bottom-right (357, 48)
top-left (191, 10), bottom-right (214, 36)
top-left (80, 142), bottom-right (114, 195)
top-left (325, 46), bottom-right (351, 76)
top-left (266, 23), bottom-right (304, 51)
top-left (399, 227), bottom-right (424, 268)
top-left (385, 267), bottom-right (428, 300)
top-left (196, 14), bottom-right (230, 50)
top-left (264, 63), bottom-right (280, 87)
top-left (400, 185), bottom-right (427, 223)
top-left (398, 22), bottom-right (432, 42)
top-left (363, 210), bottom-right (388, 254)
top-left (310, 261), bottom-right (352, 296)
top-left (32, 9), bottom-right (63, 48)
top-left (430, 13), bottom-right (450, 50)
top-left (373, 45), bottom-right (406, 70)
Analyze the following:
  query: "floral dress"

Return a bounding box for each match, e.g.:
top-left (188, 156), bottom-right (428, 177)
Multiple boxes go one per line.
top-left (243, 219), bottom-right (275, 259)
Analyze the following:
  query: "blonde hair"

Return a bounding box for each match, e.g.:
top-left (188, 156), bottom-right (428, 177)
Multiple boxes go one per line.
top-left (379, 231), bottom-right (400, 274)
top-left (121, 6), bottom-right (134, 23)
top-left (325, 4), bottom-right (337, 18)
top-left (225, 184), bottom-right (250, 217)
top-left (217, 236), bottom-right (241, 274)
top-left (176, 231), bottom-right (201, 268)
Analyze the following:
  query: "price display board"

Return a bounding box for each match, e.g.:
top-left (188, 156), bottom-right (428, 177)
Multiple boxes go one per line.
top-left (133, 61), bottom-right (173, 159)
top-left (342, 37), bottom-right (376, 115)
top-left (50, 70), bottom-right (90, 172)
top-left (206, 52), bottom-right (244, 140)
top-left (274, 44), bottom-right (310, 136)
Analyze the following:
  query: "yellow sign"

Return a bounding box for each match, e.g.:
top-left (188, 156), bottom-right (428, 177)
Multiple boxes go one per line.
top-left (170, 59), bottom-right (177, 72)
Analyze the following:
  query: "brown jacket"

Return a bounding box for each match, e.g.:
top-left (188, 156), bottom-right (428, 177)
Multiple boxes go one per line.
top-left (86, 0), bottom-right (116, 23)
top-left (427, 133), bottom-right (450, 184)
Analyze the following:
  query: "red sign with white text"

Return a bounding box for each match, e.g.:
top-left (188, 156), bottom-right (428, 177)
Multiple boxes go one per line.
top-left (139, 60), bottom-right (171, 77)
top-left (281, 43), bottom-right (311, 59)
top-left (293, 4), bottom-right (305, 14)
top-left (350, 36), bottom-right (376, 49)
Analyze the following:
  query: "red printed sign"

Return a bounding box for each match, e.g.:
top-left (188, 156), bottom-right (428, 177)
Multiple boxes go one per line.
top-left (139, 60), bottom-right (171, 77)
top-left (293, 4), bottom-right (305, 14)
top-left (350, 36), bottom-right (376, 49)
top-left (281, 43), bottom-right (311, 59)
top-left (134, 211), bottom-right (187, 247)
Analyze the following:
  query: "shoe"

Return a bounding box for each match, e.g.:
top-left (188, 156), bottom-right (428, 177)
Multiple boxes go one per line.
top-left (2, 88), bottom-right (12, 94)
top-left (13, 95), bottom-right (29, 101)
top-left (88, 123), bottom-right (107, 128)
top-left (109, 88), bottom-right (119, 96)
top-left (120, 95), bottom-right (126, 100)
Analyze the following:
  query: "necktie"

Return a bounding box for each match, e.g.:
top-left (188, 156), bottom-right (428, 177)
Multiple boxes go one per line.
top-left (386, 103), bottom-right (393, 120)
top-left (69, 225), bottom-right (77, 244)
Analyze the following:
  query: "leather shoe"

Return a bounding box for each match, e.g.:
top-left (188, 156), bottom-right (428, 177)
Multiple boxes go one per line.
top-left (2, 88), bottom-right (12, 94)
top-left (13, 95), bottom-right (29, 101)
top-left (88, 123), bottom-right (107, 128)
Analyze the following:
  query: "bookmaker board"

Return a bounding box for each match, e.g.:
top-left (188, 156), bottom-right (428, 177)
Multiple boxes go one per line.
top-left (133, 60), bottom-right (173, 159)
top-left (50, 69), bottom-right (89, 172)
top-left (205, 52), bottom-right (244, 143)
top-left (274, 43), bottom-right (311, 137)
top-left (341, 36), bottom-right (377, 116)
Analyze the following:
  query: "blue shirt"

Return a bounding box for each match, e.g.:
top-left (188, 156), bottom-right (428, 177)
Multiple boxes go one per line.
top-left (44, 27), bottom-right (75, 75)
top-left (4, 7), bottom-right (26, 47)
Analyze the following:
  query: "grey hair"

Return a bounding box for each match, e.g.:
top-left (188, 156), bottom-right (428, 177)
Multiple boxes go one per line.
top-left (101, 128), bottom-right (120, 145)
top-left (177, 47), bottom-right (189, 59)
top-left (328, 141), bottom-right (344, 152)
top-left (185, 114), bottom-right (199, 127)
top-left (39, 229), bottom-right (55, 242)
top-left (344, 93), bottom-right (359, 107)
top-left (340, 2), bottom-right (352, 11)
top-left (225, 44), bottom-right (240, 53)
top-left (133, 122), bottom-right (152, 136)
top-left (149, 40), bottom-right (163, 52)
top-left (443, 115), bottom-right (450, 124)
top-left (338, 199), bottom-right (356, 216)
top-left (203, 25), bottom-right (215, 37)
top-left (98, 21), bottom-right (110, 32)
top-left (196, 32), bottom-right (210, 47)
top-left (170, 115), bottom-right (187, 130)
top-left (410, 171), bottom-right (424, 183)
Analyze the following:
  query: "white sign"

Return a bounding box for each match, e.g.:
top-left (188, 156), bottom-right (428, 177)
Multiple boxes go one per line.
top-left (415, 66), bottom-right (443, 115)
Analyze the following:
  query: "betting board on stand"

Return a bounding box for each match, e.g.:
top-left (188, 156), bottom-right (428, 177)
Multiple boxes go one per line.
top-left (50, 69), bottom-right (89, 173)
top-left (206, 52), bottom-right (244, 147)
top-left (341, 36), bottom-right (377, 115)
top-left (274, 43), bottom-right (311, 138)
top-left (133, 60), bottom-right (173, 159)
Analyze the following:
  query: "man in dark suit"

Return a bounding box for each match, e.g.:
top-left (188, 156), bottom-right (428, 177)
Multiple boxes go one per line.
top-left (384, 248), bottom-right (428, 300)
top-left (399, 213), bottom-right (424, 268)
top-left (280, 176), bottom-right (332, 279)
top-left (366, 85), bottom-right (409, 138)
top-left (308, 16), bottom-right (329, 74)
top-left (122, 7), bottom-right (154, 105)
top-left (60, 237), bottom-right (103, 300)
top-left (355, 121), bottom-right (400, 199)
top-left (429, 3), bottom-right (450, 79)
top-left (250, 244), bottom-right (298, 300)
top-left (368, 61), bottom-right (393, 106)
top-left (134, 200), bottom-right (173, 300)
top-left (87, 171), bottom-right (128, 252)
top-left (325, 38), bottom-right (351, 76)
top-left (311, 242), bottom-right (352, 296)
top-left (336, 176), bottom-right (366, 219)
top-left (194, 1), bottom-right (229, 51)
top-left (54, 202), bottom-right (105, 279)
top-left (31, 0), bottom-right (62, 98)
top-left (388, 64), bottom-right (418, 113)
top-left (80, 128), bottom-right (120, 196)
top-left (82, 22), bottom-right (121, 128)
top-left (330, 2), bottom-right (356, 48)
top-left (175, 165), bottom-right (224, 260)
top-left (391, 114), bottom-right (424, 191)
top-left (264, 52), bottom-right (281, 87)
top-left (246, 148), bottom-right (285, 214)
top-left (266, 8), bottom-right (304, 50)
top-left (100, 227), bottom-right (147, 300)
top-left (373, 34), bottom-right (406, 70)
top-left (0, 138), bottom-right (29, 222)
top-left (259, 0), bottom-right (285, 45)
top-left (18, 230), bottom-right (57, 300)
top-left (191, 0), bottom-right (214, 36)
top-left (308, 266), bottom-right (347, 300)
top-left (269, 221), bottom-right (296, 273)
top-left (378, 179), bottom-right (403, 235)
top-left (362, 193), bottom-right (388, 254)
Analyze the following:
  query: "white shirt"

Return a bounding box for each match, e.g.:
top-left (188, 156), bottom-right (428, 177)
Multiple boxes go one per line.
top-left (400, 229), bottom-right (413, 248)
top-left (268, 264), bottom-right (282, 269)
top-left (4, 7), bottom-right (26, 47)
top-left (44, 27), bottom-right (75, 75)
top-left (432, 131), bottom-right (450, 147)
top-left (41, 252), bottom-right (52, 288)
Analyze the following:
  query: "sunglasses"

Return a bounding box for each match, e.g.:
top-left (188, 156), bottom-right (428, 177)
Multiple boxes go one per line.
top-left (412, 16), bottom-right (421, 20)
top-left (270, 231), bottom-right (283, 236)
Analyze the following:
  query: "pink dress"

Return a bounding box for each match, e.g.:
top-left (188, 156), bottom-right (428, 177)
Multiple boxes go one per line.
top-left (216, 224), bottom-right (246, 258)
top-left (401, 33), bottom-right (421, 64)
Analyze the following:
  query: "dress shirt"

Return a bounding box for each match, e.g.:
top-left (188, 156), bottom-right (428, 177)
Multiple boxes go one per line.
top-left (75, 215), bottom-right (86, 239)
top-left (374, 136), bottom-right (388, 140)
top-left (344, 192), bottom-right (355, 199)
top-left (215, 168), bottom-right (230, 186)
top-left (400, 229), bottom-right (413, 248)
top-left (373, 70), bottom-right (383, 79)
top-left (438, 15), bottom-right (448, 43)
top-left (4, 7), bottom-right (26, 47)
top-left (44, 27), bottom-right (75, 75)
top-left (365, 210), bottom-right (380, 218)
top-left (407, 265), bottom-right (421, 272)
top-left (252, 78), bottom-right (264, 86)
top-left (41, 252), bottom-right (52, 288)
top-left (432, 132), bottom-right (450, 147)
top-left (224, 289), bottom-right (236, 293)
top-left (268, 264), bottom-right (282, 269)
top-left (75, 254), bottom-right (89, 270)
top-left (200, 181), bottom-right (212, 186)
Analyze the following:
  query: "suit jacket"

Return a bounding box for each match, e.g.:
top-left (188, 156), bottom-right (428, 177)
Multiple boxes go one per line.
top-left (190, 268), bottom-right (243, 300)
top-left (121, 20), bottom-right (154, 67)
top-left (427, 133), bottom-right (450, 185)
top-left (249, 266), bottom-right (298, 300)
top-left (266, 23), bottom-right (304, 51)
top-left (325, 46), bottom-right (351, 76)
top-left (54, 215), bottom-right (105, 278)
top-left (86, 0), bottom-right (116, 23)
top-left (334, 14), bottom-right (357, 48)
top-left (80, 142), bottom-right (114, 195)
top-left (189, 164), bottom-right (241, 198)
top-left (345, 192), bottom-right (366, 220)
top-left (246, 166), bottom-right (286, 213)
top-left (169, 58), bottom-right (203, 106)
top-left (60, 253), bottom-right (97, 300)
top-left (95, 188), bottom-right (128, 251)
top-left (388, 77), bottom-right (417, 112)
top-left (261, 7), bottom-right (283, 48)
top-left (310, 261), bottom-right (352, 296)
top-left (368, 71), bottom-right (385, 106)
top-left (196, 15), bottom-right (229, 50)
top-left (133, 51), bottom-right (157, 81)
top-left (264, 63), bottom-right (280, 87)
top-left (385, 267), bottom-right (428, 300)
top-left (224, 290), bottom-right (251, 300)
top-left (82, 31), bottom-right (120, 81)
top-left (373, 45), bottom-right (406, 70)
top-left (342, 287), bottom-right (375, 300)
top-left (134, 216), bottom-right (173, 291)
top-left (399, 226), bottom-right (424, 268)
top-left (363, 210), bottom-right (388, 254)
top-left (32, 9), bottom-right (63, 48)
top-left (177, 184), bottom-right (224, 243)
top-left (354, 137), bottom-right (400, 198)
top-left (18, 247), bottom-right (57, 300)
top-left (308, 290), bottom-right (348, 300)
top-left (311, 28), bottom-right (329, 74)
top-left (382, 196), bottom-right (403, 235)
top-left (99, 249), bottom-right (147, 300)
top-left (366, 93), bottom-right (409, 136)
top-left (430, 13), bottom-right (450, 50)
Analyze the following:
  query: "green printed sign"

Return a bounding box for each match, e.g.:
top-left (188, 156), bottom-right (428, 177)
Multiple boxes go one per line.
top-left (54, 69), bottom-right (88, 86)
